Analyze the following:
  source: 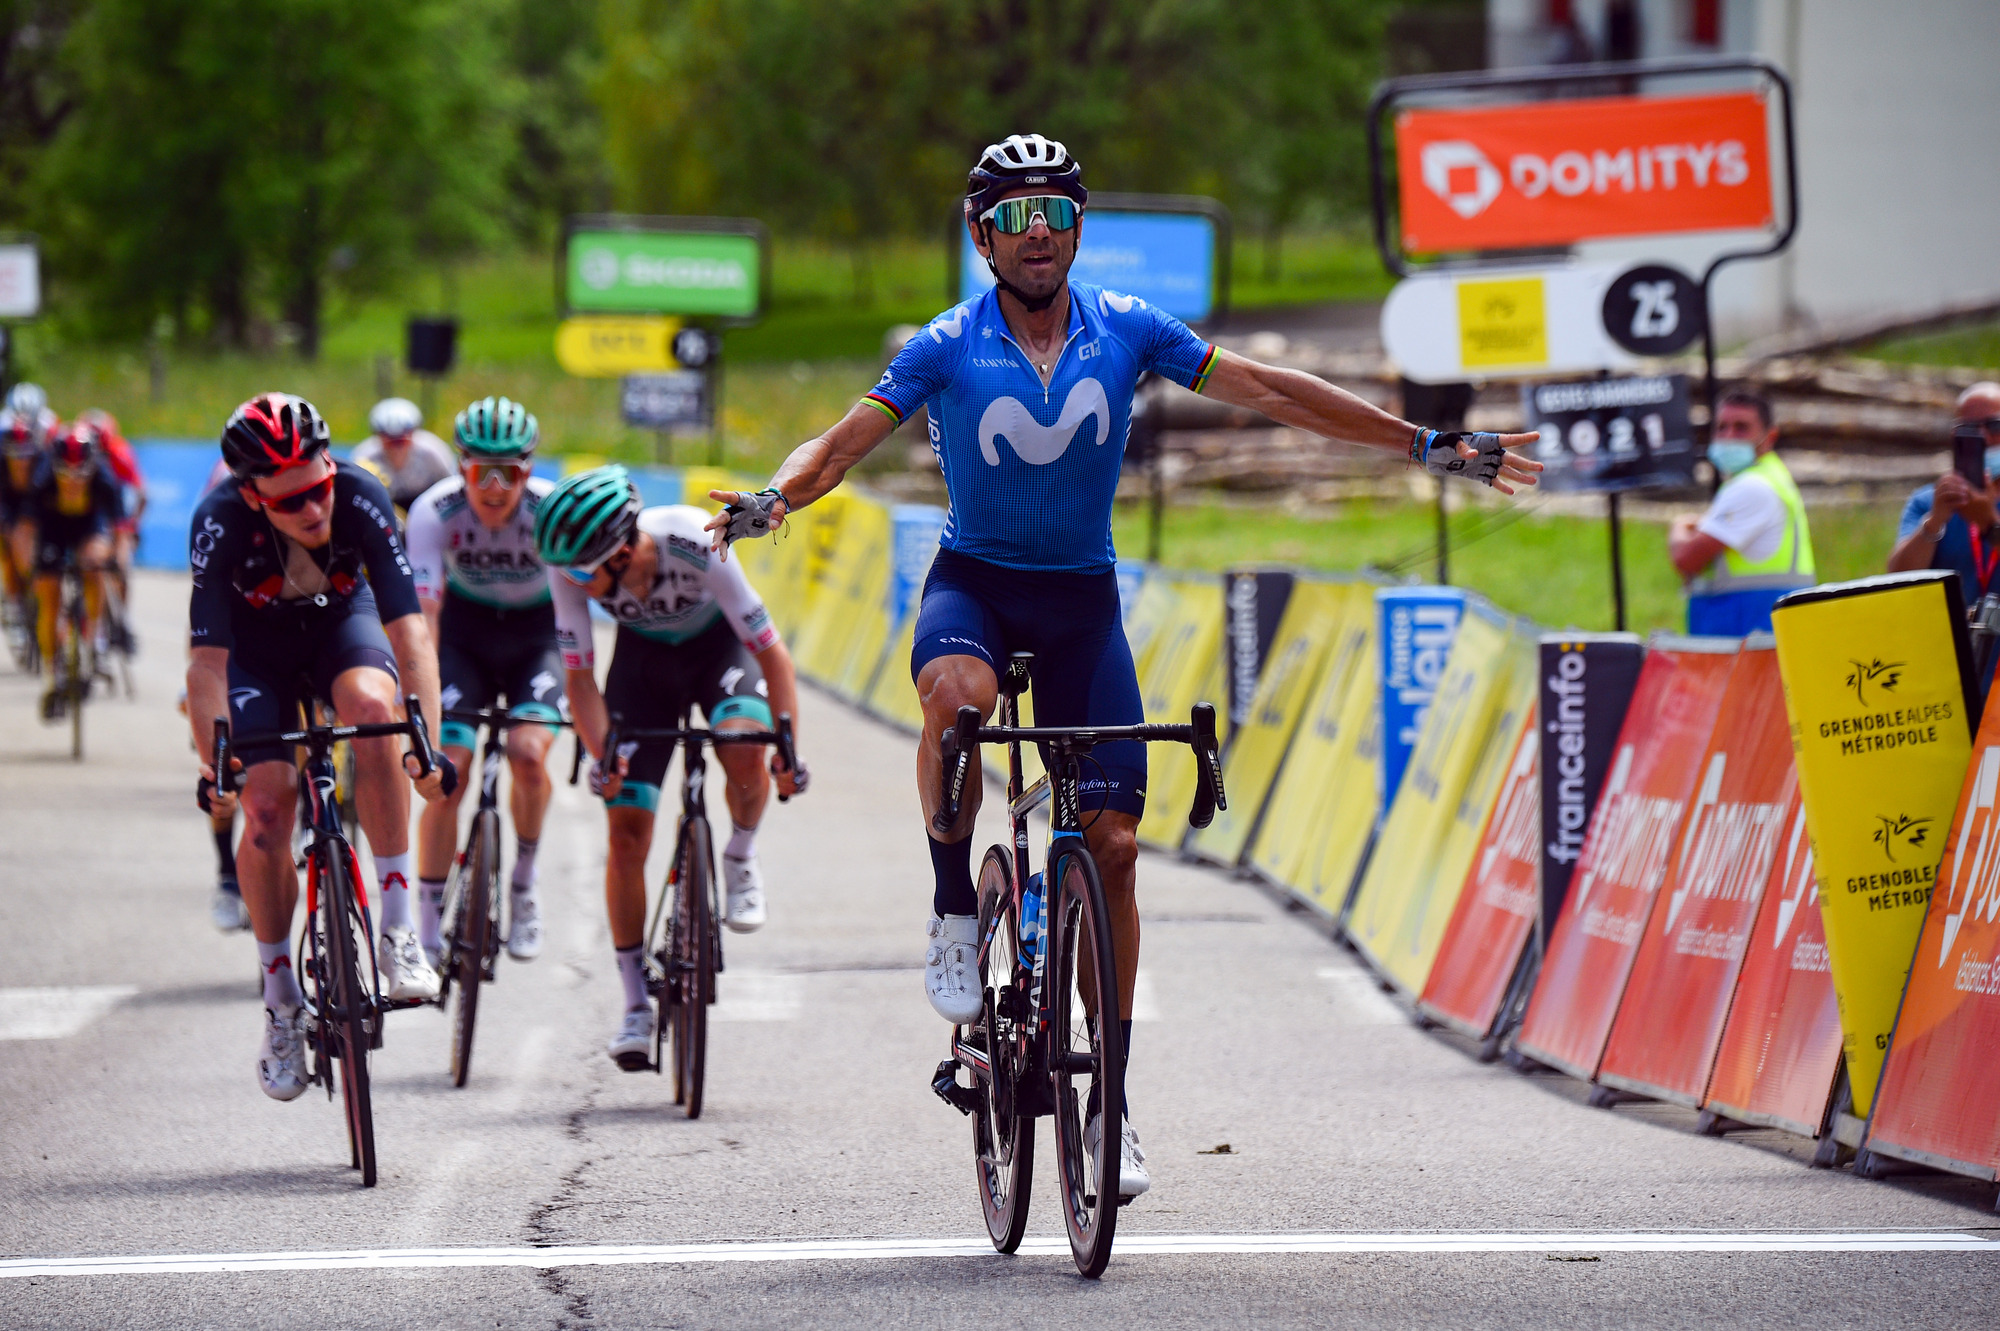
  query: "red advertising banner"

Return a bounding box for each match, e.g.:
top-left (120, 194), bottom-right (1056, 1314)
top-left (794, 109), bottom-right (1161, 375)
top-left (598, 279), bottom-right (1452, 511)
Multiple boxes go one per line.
top-left (1395, 91), bottom-right (1774, 254)
top-left (1866, 725), bottom-right (2000, 1181)
top-left (1704, 790), bottom-right (1841, 1138)
top-left (1515, 641), bottom-right (1737, 1080)
top-left (1597, 648), bottom-right (1795, 1106)
top-left (1420, 715), bottom-right (1539, 1036)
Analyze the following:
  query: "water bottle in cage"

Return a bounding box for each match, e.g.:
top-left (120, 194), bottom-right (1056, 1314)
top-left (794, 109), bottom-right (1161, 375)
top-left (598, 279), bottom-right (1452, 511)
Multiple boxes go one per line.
top-left (1019, 870), bottom-right (1045, 971)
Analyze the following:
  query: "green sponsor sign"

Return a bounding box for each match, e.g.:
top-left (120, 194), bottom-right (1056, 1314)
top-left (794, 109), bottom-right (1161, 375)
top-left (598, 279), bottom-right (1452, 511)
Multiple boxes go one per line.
top-left (565, 228), bottom-right (762, 318)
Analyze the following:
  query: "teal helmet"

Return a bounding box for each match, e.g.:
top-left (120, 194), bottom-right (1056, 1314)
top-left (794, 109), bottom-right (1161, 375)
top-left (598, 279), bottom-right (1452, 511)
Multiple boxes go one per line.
top-left (535, 465), bottom-right (641, 568)
top-left (454, 395), bottom-right (538, 458)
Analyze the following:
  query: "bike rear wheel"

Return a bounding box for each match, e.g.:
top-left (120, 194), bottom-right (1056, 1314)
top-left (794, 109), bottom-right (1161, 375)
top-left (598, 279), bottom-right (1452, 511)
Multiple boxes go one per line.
top-left (321, 841), bottom-right (378, 1186)
top-left (449, 810), bottom-right (500, 1087)
top-left (672, 818), bottom-right (713, 1118)
top-left (1048, 842), bottom-right (1123, 1278)
top-left (973, 845), bottom-right (1033, 1253)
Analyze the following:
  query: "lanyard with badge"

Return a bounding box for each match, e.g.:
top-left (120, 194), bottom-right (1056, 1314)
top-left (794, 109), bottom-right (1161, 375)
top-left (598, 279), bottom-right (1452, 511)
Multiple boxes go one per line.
top-left (1969, 525), bottom-right (2000, 596)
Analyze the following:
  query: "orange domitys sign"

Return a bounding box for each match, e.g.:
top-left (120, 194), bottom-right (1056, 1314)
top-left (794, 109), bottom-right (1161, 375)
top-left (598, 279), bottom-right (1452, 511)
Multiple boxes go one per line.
top-left (1395, 92), bottom-right (1774, 254)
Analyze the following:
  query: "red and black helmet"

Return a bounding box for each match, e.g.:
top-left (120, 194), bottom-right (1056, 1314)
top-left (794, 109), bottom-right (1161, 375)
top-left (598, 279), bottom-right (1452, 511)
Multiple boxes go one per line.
top-left (51, 421), bottom-right (102, 471)
top-left (221, 393), bottom-right (330, 480)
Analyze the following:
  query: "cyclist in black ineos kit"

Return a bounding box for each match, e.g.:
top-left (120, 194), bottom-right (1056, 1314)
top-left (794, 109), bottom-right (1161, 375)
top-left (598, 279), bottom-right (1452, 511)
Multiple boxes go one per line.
top-left (186, 393), bottom-right (456, 1101)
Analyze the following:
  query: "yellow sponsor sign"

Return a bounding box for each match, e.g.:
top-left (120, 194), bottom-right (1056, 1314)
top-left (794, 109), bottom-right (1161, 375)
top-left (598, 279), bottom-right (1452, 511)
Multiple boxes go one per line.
top-left (1136, 579), bottom-right (1226, 851)
top-left (1347, 603), bottom-right (1531, 995)
top-left (864, 580), bottom-right (927, 733)
top-left (1771, 572), bottom-right (1976, 1115)
top-left (1299, 644), bottom-right (1386, 915)
top-left (1457, 277), bottom-right (1546, 369)
top-left (554, 316), bottom-right (681, 377)
top-left (1122, 575), bottom-right (1182, 684)
top-left (824, 500), bottom-right (896, 699)
top-left (1190, 582), bottom-right (1363, 868)
top-left (1249, 601), bottom-right (1379, 895)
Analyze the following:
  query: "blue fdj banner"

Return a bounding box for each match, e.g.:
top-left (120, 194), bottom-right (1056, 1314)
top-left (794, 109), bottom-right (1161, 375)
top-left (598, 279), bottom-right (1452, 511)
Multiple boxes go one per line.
top-left (960, 210), bottom-right (1218, 324)
top-left (890, 504), bottom-right (947, 620)
top-left (1376, 586), bottom-right (1465, 815)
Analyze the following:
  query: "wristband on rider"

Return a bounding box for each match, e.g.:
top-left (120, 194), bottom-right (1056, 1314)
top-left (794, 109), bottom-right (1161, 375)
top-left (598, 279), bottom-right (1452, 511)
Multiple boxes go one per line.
top-left (1410, 427), bottom-right (1437, 467)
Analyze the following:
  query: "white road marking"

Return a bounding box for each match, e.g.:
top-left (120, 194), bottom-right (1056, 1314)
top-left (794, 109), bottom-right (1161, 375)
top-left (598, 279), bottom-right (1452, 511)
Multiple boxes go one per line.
top-left (1, 1232), bottom-right (1991, 1278)
top-left (0, 986), bottom-right (138, 1040)
top-left (1316, 967), bottom-right (1406, 1026)
top-left (1130, 968), bottom-right (1160, 1022)
top-left (713, 972), bottom-right (804, 1022)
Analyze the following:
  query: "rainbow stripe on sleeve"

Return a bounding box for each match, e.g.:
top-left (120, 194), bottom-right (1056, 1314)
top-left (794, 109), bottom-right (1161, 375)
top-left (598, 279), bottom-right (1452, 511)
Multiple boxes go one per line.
top-left (1189, 344), bottom-right (1219, 394)
top-left (862, 393), bottom-right (905, 425)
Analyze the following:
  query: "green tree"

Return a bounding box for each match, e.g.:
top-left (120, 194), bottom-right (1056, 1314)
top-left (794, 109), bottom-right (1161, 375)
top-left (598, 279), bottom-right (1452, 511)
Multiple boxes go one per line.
top-left (0, 1), bottom-right (81, 231)
top-left (42, 0), bottom-right (511, 355)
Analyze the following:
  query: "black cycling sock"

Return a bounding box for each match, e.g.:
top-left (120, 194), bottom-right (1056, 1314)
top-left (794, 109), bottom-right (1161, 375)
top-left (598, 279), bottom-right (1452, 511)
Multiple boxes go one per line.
top-left (929, 835), bottom-right (977, 917)
top-left (214, 825), bottom-right (237, 883)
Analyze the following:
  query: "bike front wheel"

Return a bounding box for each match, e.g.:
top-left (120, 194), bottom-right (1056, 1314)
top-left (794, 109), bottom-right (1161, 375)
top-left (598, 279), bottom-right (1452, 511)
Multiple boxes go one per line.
top-left (973, 844), bottom-right (1033, 1253)
top-left (449, 810), bottom-right (500, 1087)
top-left (1048, 841), bottom-right (1123, 1278)
top-left (671, 818), bottom-right (713, 1118)
top-left (320, 841), bottom-right (378, 1187)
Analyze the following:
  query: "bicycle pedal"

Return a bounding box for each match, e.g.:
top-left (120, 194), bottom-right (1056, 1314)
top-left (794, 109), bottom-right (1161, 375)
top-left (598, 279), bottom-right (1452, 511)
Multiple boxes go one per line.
top-left (930, 1060), bottom-right (980, 1116)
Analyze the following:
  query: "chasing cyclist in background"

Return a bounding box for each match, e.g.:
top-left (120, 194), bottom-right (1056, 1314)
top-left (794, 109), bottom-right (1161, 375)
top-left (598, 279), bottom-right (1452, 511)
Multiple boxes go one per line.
top-left (404, 397), bottom-right (563, 971)
top-left (76, 408), bottom-right (148, 643)
top-left (0, 383), bottom-right (59, 660)
top-left (185, 393), bottom-right (453, 1101)
top-left (709, 134), bottom-right (1542, 1198)
top-left (20, 422), bottom-right (124, 721)
top-left (353, 397), bottom-right (455, 518)
top-left (534, 467), bottom-right (805, 1070)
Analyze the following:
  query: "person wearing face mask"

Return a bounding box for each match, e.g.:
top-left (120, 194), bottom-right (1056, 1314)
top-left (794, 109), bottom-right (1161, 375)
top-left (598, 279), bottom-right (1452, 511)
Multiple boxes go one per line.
top-left (1668, 388), bottom-right (1816, 636)
top-left (1887, 382), bottom-right (2000, 610)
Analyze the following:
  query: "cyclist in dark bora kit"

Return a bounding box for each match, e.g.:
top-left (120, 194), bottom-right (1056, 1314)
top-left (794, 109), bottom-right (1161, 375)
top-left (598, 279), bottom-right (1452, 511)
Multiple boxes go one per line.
top-left (186, 393), bottom-right (454, 1102)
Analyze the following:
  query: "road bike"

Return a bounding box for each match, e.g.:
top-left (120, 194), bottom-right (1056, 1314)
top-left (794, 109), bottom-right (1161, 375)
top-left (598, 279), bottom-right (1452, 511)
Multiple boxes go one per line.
top-left (214, 697), bottom-right (437, 1187)
top-left (929, 652), bottom-right (1225, 1278)
top-left (44, 561), bottom-right (104, 759)
top-left (591, 712), bottom-right (797, 1119)
top-left (435, 707), bottom-right (573, 1087)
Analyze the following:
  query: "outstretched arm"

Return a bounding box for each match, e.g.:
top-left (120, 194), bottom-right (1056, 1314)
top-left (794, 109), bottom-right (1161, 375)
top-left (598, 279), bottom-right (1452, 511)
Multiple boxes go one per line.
top-left (1198, 348), bottom-right (1544, 494)
top-left (705, 402), bottom-right (897, 552)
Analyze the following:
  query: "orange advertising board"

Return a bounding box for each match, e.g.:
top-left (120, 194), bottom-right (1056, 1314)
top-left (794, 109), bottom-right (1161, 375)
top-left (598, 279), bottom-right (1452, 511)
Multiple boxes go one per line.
top-left (1515, 641), bottom-right (1737, 1080)
top-left (1597, 648), bottom-right (1796, 1107)
top-left (1704, 790), bottom-right (1841, 1138)
top-left (1419, 715), bottom-right (1539, 1037)
top-left (1396, 92), bottom-right (1774, 254)
top-left (1866, 718), bottom-right (2000, 1181)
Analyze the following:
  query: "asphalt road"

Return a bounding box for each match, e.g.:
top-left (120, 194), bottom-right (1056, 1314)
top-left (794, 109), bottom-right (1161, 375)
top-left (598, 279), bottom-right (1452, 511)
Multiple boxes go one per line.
top-left (1, 570), bottom-right (1995, 1329)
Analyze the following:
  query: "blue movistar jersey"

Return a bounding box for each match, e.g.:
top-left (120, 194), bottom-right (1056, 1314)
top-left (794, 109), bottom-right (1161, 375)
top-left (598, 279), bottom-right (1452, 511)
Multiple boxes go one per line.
top-left (863, 281), bottom-right (1216, 573)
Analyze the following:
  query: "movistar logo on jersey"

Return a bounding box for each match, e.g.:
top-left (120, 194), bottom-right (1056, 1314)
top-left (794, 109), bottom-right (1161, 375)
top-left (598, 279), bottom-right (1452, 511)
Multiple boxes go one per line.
top-left (929, 304), bottom-right (973, 342)
top-left (977, 379), bottom-right (1109, 466)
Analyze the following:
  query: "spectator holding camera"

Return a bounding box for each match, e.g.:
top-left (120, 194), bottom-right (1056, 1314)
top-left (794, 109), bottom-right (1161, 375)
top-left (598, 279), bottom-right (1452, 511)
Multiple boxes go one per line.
top-left (1669, 388), bottom-right (1816, 636)
top-left (1888, 382), bottom-right (2000, 598)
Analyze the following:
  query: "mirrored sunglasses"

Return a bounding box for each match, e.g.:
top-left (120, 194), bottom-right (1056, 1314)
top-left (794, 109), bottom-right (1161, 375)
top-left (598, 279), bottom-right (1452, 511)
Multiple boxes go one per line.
top-left (263, 473), bottom-right (335, 514)
top-left (979, 195), bottom-right (1078, 235)
top-left (469, 460), bottom-right (531, 489)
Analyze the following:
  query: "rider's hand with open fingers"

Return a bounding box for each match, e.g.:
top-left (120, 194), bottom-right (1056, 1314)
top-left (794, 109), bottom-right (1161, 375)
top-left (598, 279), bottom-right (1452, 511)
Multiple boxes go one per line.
top-left (403, 749), bottom-right (456, 803)
top-left (703, 488), bottom-right (789, 559)
top-left (1413, 429), bottom-right (1546, 496)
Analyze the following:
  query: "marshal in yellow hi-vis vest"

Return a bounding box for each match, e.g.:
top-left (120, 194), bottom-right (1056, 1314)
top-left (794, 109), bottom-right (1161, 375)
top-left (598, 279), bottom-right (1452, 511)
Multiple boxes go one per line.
top-left (1770, 570), bottom-right (1977, 1115)
top-left (1686, 451), bottom-right (1816, 637)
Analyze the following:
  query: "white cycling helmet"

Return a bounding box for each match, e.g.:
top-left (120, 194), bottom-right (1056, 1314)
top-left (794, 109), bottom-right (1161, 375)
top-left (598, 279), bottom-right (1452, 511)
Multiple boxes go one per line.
top-left (5, 382), bottom-right (48, 419)
top-left (369, 396), bottom-right (423, 438)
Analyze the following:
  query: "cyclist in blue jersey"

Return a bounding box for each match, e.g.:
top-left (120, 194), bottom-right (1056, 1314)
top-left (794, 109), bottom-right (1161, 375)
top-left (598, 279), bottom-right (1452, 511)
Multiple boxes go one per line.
top-left (708, 134), bottom-right (1541, 1197)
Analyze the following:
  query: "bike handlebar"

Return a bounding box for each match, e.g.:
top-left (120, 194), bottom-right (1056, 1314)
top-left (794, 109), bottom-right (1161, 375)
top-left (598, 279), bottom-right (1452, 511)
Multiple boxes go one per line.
top-left (569, 713), bottom-right (802, 803)
top-left (214, 693), bottom-right (436, 796)
top-left (933, 701), bottom-right (1228, 833)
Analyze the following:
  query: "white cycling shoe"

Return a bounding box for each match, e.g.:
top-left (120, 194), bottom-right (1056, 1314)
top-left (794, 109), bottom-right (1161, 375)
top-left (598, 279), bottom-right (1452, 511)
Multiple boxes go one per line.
top-left (211, 887), bottom-right (251, 933)
top-left (925, 912), bottom-right (982, 1025)
top-left (378, 926), bottom-right (440, 1002)
top-left (722, 854), bottom-right (766, 933)
top-left (507, 892), bottom-right (544, 960)
top-left (258, 1007), bottom-right (309, 1102)
top-left (608, 1005), bottom-right (655, 1072)
top-left (1084, 1112), bottom-right (1152, 1198)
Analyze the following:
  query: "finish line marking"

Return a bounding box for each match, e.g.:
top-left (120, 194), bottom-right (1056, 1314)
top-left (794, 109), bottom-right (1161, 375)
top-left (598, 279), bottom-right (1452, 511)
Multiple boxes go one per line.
top-left (3, 1232), bottom-right (1994, 1277)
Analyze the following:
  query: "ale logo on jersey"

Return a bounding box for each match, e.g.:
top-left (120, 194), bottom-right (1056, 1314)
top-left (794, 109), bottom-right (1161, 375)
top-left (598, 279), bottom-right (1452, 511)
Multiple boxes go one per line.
top-left (1396, 90), bottom-right (1774, 253)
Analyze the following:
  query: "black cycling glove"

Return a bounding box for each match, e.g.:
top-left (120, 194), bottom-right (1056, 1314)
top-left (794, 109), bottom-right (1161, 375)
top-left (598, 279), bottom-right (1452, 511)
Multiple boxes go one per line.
top-left (1412, 428), bottom-right (1509, 487)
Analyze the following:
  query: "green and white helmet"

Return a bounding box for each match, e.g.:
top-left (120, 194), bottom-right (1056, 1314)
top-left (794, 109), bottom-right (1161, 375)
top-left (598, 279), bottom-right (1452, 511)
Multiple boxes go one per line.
top-left (454, 396), bottom-right (538, 458)
top-left (535, 465), bottom-right (641, 568)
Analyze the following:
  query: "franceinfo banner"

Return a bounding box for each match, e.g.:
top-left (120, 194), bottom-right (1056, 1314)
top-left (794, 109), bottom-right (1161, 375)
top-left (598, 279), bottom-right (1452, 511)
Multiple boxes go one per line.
top-left (1538, 632), bottom-right (1645, 941)
top-left (1222, 570), bottom-right (1295, 733)
top-left (1378, 587), bottom-right (1465, 814)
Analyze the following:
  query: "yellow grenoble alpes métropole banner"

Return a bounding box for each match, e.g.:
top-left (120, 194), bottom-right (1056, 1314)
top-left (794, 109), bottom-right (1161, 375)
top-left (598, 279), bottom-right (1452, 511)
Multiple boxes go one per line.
top-left (1770, 571), bottom-right (1978, 1116)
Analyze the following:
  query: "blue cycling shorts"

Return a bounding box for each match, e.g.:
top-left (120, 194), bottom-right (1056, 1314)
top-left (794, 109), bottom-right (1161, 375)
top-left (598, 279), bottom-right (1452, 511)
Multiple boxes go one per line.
top-left (911, 549), bottom-right (1145, 818)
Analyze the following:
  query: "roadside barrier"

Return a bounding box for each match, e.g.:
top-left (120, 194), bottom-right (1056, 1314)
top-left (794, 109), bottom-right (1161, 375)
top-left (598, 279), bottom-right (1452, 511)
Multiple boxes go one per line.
top-left (1514, 638), bottom-right (1737, 1080)
top-left (1346, 599), bottom-right (1536, 996)
top-left (1595, 640), bottom-right (1797, 1108)
top-left (1376, 587), bottom-right (1465, 818)
top-left (1135, 576), bottom-right (1227, 851)
top-left (1703, 787), bottom-right (1842, 1138)
top-left (1771, 570), bottom-right (1976, 1118)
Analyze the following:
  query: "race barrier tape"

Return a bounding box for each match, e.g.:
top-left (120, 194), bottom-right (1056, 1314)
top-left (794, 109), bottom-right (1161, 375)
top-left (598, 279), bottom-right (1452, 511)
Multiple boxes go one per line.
top-left (1704, 787), bottom-right (1842, 1138)
top-left (1771, 570), bottom-right (1977, 1117)
top-left (1596, 640), bottom-right (1797, 1108)
top-left (1863, 690), bottom-right (2000, 1182)
top-left (1515, 638), bottom-right (1737, 1080)
top-left (1346, 599), bottom-right (1536, 997)
top-left (1188, 580), bottom-right (1364, 869)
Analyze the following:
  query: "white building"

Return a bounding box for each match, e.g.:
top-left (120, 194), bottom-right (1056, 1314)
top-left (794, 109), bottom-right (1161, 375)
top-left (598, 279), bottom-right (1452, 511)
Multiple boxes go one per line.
top-left (1483, 0), bottom-right (2000, 344)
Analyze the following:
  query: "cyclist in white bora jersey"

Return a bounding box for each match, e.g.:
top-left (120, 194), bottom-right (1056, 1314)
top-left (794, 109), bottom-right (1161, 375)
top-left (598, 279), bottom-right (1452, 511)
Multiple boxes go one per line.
top-left (710, 133), bottom-right (1544, 1198)
top-left (404, 397), bottom-right (565, 972)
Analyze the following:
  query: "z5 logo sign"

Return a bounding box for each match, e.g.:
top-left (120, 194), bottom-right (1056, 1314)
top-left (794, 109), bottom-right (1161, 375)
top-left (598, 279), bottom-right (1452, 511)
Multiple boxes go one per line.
top-left (1396, 91), bottom-right (1774, 252)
